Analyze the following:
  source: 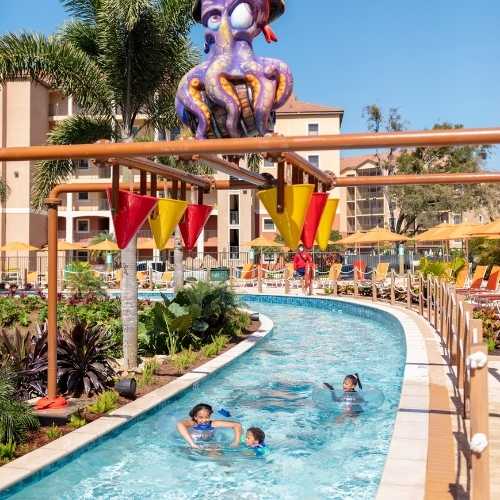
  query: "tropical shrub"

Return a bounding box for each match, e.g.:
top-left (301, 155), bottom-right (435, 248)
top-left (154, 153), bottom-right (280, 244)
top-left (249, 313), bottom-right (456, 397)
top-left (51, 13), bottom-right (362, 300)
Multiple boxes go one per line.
top-left (87, 391), bottom-right (119, 414)
top-left (139, 359), bottom-right (159, 388)
top-left (171, 349), bottom-right (198, 374)
top-left (64, 262), bottom-right (106, 299)
top-left (68, 412), bottom-right (87, 429)
top-left (0, 441), bottom-right (16, 462)
top-left (0, 325), bottom-right (48, 399)
top-left (419, 258), bottom-right (452, 280)
top-left (474, 307), bottom-right (500, 352)
top-left (0, 367), bottom-right (39, 444)
top-left (0, 298), bottom-right (31, 327)
top-left (201, 335), bottom-right (229, 358)
top-left (57, 321), bottom-right (116, 397)
top-left (46, 424), bottom-right (63, 440)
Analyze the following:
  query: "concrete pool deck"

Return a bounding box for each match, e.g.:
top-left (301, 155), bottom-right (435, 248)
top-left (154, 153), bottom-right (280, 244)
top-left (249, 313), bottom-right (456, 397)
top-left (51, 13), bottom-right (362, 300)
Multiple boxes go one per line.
top-left (0, 292), bottom-right (466, 499)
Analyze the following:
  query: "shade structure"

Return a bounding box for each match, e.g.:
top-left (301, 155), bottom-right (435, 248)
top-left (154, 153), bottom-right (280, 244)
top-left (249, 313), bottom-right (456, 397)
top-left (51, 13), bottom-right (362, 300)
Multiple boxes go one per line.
top-left (336, 231), bottom-right (367, 245)
top-left (0, 241), bottom-right (39, 251)
top-left (87, 240), bottom-right (119, 251)
top-left (42, 241), bottom-right (86, 251)
top-left (258, 184), bottom-right (314, 250)
top-left (148, 198), bottom-right (188, 250)
top-left (315, 198), bottom-right (340, 251)
top-left (179, 204), bottom-right (212, 251)
top-left (106, 189), bottom-right (158, 249)
top-left (301, 192), bottom-right (328, 249)
top-left (467, 219), bottom-right (500, 237)
top-left (414, 223), bottom-right (453, 242)
top-left (354, 227), bottom-right (409, 245)
top-left (242, 236), bottom-right (284, 248)
top-left (137, 237), bottom-right (174, 250)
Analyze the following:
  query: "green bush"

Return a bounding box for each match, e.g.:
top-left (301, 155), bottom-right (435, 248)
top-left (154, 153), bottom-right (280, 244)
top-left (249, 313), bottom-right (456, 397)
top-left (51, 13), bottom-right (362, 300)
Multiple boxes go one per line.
top-left (0, 368), bottom-right (39, 444)
top-left (46, 424), bottom-right (63, 440)
top-left (474, 308), bottom-right (500, 352)
top-left (68, 413), bottom-right (87, 429)
top-left (201, 335), bottom-right (229, 358)
top-left (87, 390), bottom-right (119, 414)
top-left (171, 349), bottom-right (198, 374)
top-left (0, 441), bottom-right (16, 462)
top-left (64, 262), bottom-right (106, 299)
top-left (419, 258), bottom-right (452, 279)
top-left (0, 298), bottom-right (33, 328)
top-left (139, 359), bottom-right (159, 388)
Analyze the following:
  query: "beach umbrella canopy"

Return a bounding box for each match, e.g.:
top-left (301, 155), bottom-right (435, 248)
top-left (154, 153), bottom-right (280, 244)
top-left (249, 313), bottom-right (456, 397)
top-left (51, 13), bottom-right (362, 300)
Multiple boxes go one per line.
top-left (242, 236), bottom-right (284, 248)
top-left (467, 219), bottom-right (500, 237)
top-left (414, 223), bottom-right (453, 242)
top-left (354, 227), bottom-right (409, 244)
top-left (0, 241), bottom-right (39, 251)
top-left (42, 241), bottom-right (86, 251)
top-left (336, 231), bottom-right (367, 245)
top-left (137, 237), bottom-right (174, 250)
top-left (87, 240), bottom-right (119, 251)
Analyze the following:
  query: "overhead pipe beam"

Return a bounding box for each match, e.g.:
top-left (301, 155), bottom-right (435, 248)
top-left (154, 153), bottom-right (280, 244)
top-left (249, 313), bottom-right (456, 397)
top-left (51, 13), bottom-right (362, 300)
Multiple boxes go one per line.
top-left (197, 154), bottom-right (267, 186)
top-left (282, 152), bottom-right (332, 186)
top-left (3, 127), bottom-right (500, 162)
top-left (111, 156), bottom-right (211, 190)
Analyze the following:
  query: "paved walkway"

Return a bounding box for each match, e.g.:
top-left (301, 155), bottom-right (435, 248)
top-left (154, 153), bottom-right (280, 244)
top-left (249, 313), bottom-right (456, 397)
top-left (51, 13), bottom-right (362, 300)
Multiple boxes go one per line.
top-left (487, 356), bottom-right (500, 498)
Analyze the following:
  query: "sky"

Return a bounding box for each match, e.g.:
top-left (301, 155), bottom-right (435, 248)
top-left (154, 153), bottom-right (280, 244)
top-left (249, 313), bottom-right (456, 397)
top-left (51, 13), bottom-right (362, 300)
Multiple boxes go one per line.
top-left (1, 0), bottom-right (499, 169)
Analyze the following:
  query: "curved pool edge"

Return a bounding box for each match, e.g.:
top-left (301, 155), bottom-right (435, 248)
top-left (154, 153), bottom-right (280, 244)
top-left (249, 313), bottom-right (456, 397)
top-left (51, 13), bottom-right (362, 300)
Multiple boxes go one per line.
top-left (239, 291), bottom-right (430, 500)
top-left (0, 313), bottom-right (274, 494)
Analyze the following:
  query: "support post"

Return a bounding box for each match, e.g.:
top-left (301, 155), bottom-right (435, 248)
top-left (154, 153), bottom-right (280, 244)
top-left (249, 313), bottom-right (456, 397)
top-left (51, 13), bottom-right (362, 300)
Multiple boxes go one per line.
top-left (333, 274), bottom-right (338, 296)
top-left (390, 270), bottom-right (395, 305)
top-left (469, 336), bottom-right (490, 500)
top-left (427, 277), bottom-right (431, 322)
top-left (111, 164), bottom-right (120, 213)
top-left (277, 159), bottom-right (285, 214)
top-left (406, 271), bottom-right (412, 309)
top-left (284, 266), bottom-right (290, 295)
top-left (36, 199), bottom-right (67, 409)
top-left (140, 170), bottom-right (147, 195)
top-left (257, 264), bottom-right (263, 293)
top-left (354, 272), bottom-right (359, 297)
top-left (418, 274), bottom-right (424, 316)
top-left (372, 280), bottom-right (377, 301)
top-left (180, 181), bottom-right (187, 201)
top-left (150, 174), bottom-right (157, 197)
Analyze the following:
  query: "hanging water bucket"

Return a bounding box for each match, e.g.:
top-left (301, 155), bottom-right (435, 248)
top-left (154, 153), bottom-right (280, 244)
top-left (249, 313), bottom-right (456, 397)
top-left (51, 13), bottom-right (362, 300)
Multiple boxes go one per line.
top-left (301, 192), bottom-right (328, 249)
top-left (179, 204), bottom-right (213, 250)
top-left (258, 184), bottom-right (314, 250)
top-left (106, 190), bottom-right (157, 249)
top-left (315, 198), bottom-right (340, 251)
top-left (149, 198), bottom-right (188, 250)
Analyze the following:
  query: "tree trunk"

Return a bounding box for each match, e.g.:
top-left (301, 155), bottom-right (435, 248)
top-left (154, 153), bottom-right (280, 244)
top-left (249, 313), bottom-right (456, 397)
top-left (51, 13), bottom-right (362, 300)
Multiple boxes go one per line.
top-left (121, 234), bottom-right (138, 370)
top-left (174, 227), bottom-right (184, 291)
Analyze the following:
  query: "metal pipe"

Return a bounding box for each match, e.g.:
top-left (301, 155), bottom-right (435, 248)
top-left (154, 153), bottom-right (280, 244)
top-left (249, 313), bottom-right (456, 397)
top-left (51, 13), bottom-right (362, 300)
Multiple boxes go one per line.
top-left (47, 201), bottom-right (59, 400)
top-left (334, 172), bottom-right (500, 187)
top-left (282, 152), bottom-right (331, 185)
top-left (3, 127), bottom-right (500, 161)
top-left (197, 154), bottom-right (267, 186)
top-left (113, 156), bottom-right (211, 189)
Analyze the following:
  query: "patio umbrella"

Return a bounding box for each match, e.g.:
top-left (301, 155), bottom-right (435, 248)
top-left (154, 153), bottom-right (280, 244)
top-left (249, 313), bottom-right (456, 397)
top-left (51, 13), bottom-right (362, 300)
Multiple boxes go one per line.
top-left (0, 241), bottom-right (40, 273)
top-left (136, 237), bottom-right (174, 250)
top-left (414, 223), bottom-right (453, 243)
top-left (87, 240), bottom-right (119, 251)
top-left (467, 219), bottom-right (500, 237)
top-left (242, 236), bottom-right (284, 248)
top-left (42, 241), bottom-right (86, 251)
top-left (354, 227), bottom-right (409, 244)
top-left (336, 231), bottom-right (366, 246)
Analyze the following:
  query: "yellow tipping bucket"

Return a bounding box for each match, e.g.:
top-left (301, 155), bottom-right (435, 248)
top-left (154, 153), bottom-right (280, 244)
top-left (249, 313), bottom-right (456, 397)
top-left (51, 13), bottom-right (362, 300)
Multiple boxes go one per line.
top-left (148, 198), bottom-right (188, 249)
top-left (258, 184), bottom-right (314, 250)
top-left (315, 198), bottom-right (340, 250)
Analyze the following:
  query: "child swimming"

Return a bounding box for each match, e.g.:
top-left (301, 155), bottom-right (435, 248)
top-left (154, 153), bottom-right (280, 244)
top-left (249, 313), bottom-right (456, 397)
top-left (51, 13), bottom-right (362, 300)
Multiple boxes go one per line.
top-left (245, 427), bottom-right (268, 456)
top-left (177, 403), bottom-right (242, 449)
top-left (324, 373), bottom-right (364, 416)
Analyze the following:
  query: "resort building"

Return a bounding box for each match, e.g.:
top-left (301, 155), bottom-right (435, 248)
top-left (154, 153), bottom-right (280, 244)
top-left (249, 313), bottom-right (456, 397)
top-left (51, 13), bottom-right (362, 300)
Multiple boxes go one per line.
top-left (0, 81), bottom-right (344, 258)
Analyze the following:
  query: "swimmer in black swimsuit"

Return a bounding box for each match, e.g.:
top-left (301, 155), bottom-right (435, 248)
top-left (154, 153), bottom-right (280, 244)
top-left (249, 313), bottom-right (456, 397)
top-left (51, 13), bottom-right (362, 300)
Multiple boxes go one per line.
top-left (324, 374), bottom-right (364, 417)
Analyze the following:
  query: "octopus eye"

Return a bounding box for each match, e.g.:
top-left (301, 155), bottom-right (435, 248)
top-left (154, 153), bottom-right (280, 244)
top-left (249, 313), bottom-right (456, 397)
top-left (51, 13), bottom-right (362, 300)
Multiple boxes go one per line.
top-left (230, 3), bottom-right (253, 29)
top-left (207, 14), bottom-right (221, 30)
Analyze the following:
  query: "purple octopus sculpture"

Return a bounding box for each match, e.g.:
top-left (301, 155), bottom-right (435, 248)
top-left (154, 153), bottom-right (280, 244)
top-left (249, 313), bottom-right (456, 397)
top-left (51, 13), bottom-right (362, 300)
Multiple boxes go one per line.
top-left (176, 0), bottom-right (293, 139)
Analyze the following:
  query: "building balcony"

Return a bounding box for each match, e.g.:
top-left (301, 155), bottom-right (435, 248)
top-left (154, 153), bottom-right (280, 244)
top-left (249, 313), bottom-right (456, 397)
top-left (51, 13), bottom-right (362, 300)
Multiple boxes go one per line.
top-left (229, 211), bottom-right (240, 225)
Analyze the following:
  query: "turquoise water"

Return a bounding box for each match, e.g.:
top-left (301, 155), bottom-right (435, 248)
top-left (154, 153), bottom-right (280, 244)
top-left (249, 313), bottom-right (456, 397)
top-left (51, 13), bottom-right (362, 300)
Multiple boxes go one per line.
top-left (3, 297), bottom-right (406, 500)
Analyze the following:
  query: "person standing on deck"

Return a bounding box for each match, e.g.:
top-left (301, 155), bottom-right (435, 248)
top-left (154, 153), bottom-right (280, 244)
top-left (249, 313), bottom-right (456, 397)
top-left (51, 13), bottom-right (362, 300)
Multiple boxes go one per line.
top-left (293, 244), bottom-right (313, 293)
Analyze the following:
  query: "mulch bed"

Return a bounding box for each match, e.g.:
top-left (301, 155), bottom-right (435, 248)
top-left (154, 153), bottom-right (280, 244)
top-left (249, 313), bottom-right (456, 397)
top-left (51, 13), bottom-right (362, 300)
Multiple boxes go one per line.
top-left (7, 319), bottom-right (261, 463)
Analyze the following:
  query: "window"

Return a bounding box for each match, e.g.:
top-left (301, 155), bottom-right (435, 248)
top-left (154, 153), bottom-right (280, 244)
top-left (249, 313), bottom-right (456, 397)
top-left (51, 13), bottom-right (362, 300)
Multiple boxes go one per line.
top-left (453, 215), bottom-right (462, 225)
top-left (263, 158), bottom-right (274, 168)
top-left (229, 194), bottom-right (239, 225)
top-left (77, 160), bottom-right (89, 170)
top-left (308, 155), bottom-right (320, 168)
top-left (308, 123), bottom-right (319, 136)
top-left (263, 218), bottom-right (275, 231)
top-left (78, 192), bottom-right (89, 201)
top-left (77, 219), bottom-right (89, 233)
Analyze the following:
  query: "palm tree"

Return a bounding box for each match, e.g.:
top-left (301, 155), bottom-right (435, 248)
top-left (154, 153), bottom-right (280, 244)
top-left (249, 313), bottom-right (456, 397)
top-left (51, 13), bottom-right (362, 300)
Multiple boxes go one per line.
top-left (0, 0), bottom-right (197, 370)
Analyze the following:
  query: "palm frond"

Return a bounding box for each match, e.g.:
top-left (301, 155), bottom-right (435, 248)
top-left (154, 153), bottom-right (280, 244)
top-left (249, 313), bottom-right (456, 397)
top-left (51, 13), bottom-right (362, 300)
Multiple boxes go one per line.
top-left (246, 153), bottom-right (263, 173)
top-left (156, 0), bottom-right (194, 38)
top-left (32, 115), bottom-right (114, 209)
top-left (0, 179), bottom-right (10, 203)
top-left (57, 21), bottom-right (99, 58)
top-left (0, 33), bottom-right (111, 116)
top-left (60, 0), bottom-right (102, 23)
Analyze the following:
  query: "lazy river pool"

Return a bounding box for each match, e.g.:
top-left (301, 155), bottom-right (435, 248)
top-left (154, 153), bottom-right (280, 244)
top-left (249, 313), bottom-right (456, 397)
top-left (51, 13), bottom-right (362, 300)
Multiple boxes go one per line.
top-left (2, 295), bottom-right (406, 500)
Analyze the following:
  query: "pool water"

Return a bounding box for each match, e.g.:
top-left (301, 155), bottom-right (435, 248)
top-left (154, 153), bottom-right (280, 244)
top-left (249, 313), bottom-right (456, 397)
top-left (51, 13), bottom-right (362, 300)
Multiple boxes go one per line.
top-left (3, 298), bottom-right (406, 500)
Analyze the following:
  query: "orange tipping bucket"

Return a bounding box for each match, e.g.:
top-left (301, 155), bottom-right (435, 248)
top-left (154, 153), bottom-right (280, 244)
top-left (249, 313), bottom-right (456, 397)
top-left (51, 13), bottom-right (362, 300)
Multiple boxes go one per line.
top-left (258, 184), bottom-right (314, 250)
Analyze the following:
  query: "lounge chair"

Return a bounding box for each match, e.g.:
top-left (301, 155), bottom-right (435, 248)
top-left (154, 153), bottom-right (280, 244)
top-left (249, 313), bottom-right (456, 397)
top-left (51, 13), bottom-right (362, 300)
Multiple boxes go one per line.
top-left (137, 271), bottom-right (149, 288)
top-left (155, 271), bottom-right (174, 289)
top-left (316, 263), bottom-right (342, 289)
top-left (468, 265), bottom-right (500, 303)
top-left (456, 265), bottom-right (488, 293)
top-left (233, 264), bottom-right (257, 288)
top-left (263, 267), bottom-right (286, 288)
top-left (358, 262), bottom-right (390, 295)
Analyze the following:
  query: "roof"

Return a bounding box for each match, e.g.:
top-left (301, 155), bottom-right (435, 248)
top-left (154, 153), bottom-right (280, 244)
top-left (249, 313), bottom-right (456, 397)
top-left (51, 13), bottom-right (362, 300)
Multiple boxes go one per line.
top-left (276, 95), bottom-right (344, 120)
top-left (340, 155), bottom-right (379, 173)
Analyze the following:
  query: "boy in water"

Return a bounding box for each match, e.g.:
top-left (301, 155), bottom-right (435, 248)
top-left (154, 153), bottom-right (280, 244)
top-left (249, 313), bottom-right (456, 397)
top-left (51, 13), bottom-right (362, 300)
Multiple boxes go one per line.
top-left (245, 427), bottom-right (268, 456)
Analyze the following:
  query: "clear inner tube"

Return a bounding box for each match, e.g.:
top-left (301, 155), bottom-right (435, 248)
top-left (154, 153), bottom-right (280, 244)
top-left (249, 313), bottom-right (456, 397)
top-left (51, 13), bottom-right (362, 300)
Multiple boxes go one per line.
top-left (312, 385), bottom-right (385, 414)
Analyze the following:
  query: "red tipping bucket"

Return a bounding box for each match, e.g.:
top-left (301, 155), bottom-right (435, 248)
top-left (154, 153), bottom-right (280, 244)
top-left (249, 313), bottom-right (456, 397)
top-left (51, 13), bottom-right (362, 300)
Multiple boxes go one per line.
top-left (106, 190), bottom-right (157, 249)
top-left (301, 192), bottom-right (328, 249)
top-left (179, 204), bottom-right (213, 250)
